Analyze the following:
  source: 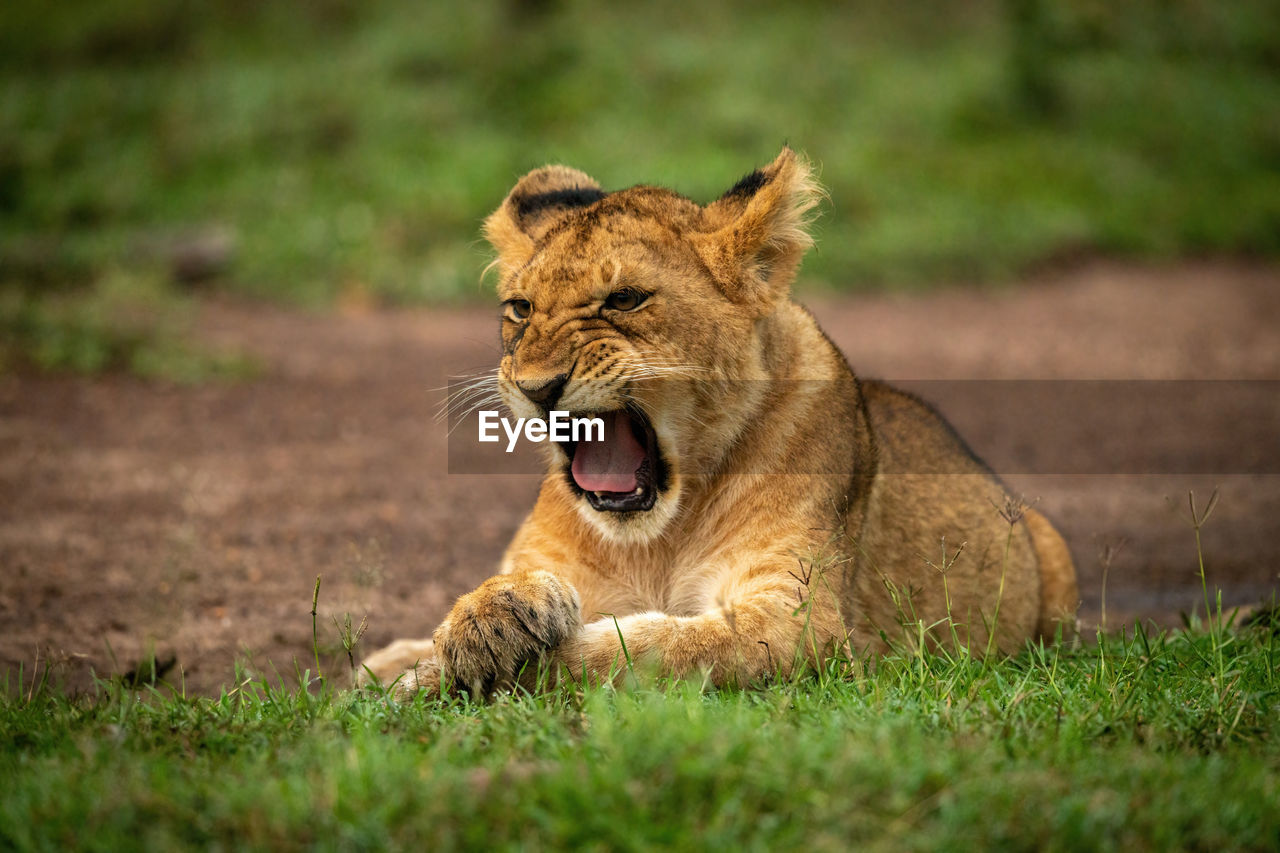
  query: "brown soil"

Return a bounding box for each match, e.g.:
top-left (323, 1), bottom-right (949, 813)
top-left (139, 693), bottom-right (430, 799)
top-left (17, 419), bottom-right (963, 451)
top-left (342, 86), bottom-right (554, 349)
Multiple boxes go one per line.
top-left (3, 261), bottom-right (1278, 695)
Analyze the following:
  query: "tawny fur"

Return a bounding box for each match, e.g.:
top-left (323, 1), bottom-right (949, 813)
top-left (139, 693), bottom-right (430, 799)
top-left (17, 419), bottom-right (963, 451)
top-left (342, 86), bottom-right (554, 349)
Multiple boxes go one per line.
top-left (361, 148), bottom-right (1079, 698)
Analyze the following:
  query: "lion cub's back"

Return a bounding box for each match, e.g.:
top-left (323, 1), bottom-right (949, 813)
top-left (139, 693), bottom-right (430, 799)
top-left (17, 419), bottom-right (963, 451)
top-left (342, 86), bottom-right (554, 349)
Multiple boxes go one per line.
top-left (852, 380), bottom-right (1042, 653)
top-left (859, 380), bottom-right (994, 478)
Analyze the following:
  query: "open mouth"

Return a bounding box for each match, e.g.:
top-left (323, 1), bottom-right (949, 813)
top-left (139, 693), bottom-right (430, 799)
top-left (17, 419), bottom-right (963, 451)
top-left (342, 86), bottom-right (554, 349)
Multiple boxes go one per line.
top-left (560, 406), bottom-right (663, 513)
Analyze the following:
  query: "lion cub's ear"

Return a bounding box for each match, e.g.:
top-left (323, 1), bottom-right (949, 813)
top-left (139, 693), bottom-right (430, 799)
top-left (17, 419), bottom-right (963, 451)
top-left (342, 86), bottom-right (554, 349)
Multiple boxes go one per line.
top-left (696, 148), bottom-right (821, 310)
top-left (484, 166), bottom-right (606, 274)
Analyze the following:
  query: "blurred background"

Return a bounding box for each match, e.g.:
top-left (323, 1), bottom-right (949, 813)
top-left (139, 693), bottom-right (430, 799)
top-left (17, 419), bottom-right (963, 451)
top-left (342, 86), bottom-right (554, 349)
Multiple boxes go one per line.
top-left (2, 0), bottom-right (1278, 376)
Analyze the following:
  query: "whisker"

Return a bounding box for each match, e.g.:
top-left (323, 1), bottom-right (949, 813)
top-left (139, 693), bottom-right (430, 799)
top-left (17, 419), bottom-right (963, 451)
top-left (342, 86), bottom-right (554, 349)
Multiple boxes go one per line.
top-left (444, 394), bottom-right (507, 436)
top-left (439, 389), bottom-right (501, 420)
top-left (439, 388), bottom-right (503, 422)
top-left (428, 367), bottom-right (501, 394)
top-left (435, 370), bottom-right (503, 425)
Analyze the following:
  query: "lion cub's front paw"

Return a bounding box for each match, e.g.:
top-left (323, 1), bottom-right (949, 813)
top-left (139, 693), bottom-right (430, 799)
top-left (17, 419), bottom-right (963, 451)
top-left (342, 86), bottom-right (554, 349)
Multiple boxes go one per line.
top-left (434, 571), bottom-right (581, 698)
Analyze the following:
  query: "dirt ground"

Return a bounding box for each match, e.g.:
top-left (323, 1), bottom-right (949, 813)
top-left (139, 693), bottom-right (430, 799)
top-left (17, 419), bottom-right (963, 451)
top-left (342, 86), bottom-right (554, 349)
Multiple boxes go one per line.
top-left (3, 261), bottom-right (1278, 695)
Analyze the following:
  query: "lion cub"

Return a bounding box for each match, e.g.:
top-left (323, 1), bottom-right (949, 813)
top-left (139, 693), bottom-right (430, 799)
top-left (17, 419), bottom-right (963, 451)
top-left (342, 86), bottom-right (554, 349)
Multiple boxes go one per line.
top-left (362, 148), bottom-right (1078, 697)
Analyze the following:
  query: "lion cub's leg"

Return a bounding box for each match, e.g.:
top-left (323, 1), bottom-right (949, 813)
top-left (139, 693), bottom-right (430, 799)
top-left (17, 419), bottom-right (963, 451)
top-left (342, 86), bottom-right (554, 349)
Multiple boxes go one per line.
top-left (555, 584), bottom-right (813, 687)
top-left (360, 649), bottom-right (443, 701)
top-left (1025, 508), bottom-right (1079, 639)
top-left (358, 638), bottom-right (438, 687)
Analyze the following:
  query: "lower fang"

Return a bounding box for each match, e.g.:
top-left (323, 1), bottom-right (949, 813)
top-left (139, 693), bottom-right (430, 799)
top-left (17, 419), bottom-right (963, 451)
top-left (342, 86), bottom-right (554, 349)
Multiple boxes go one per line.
top-left (632, 487), bottom-right (643, 495)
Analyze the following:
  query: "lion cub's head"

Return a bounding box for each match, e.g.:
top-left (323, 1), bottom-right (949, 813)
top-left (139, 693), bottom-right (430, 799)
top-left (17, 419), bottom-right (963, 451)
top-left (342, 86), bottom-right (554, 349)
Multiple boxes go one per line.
top-left (484, 148), bottom-right (821, 543)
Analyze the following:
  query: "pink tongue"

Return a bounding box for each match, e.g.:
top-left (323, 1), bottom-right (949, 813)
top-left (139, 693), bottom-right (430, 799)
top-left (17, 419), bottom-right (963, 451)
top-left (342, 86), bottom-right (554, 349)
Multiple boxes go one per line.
top-left (571, 411), bottom-right (646, 493)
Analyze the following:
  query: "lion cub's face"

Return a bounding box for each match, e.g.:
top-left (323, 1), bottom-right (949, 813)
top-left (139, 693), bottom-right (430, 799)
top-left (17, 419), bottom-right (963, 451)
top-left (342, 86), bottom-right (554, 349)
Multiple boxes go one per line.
top-left (483, 149), bottom-right (819, 543)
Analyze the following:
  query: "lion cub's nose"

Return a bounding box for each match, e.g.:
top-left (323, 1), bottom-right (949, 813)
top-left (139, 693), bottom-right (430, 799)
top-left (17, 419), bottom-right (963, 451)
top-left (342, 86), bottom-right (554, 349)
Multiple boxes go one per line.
top-left (516, 373), bottom-right (568, 408)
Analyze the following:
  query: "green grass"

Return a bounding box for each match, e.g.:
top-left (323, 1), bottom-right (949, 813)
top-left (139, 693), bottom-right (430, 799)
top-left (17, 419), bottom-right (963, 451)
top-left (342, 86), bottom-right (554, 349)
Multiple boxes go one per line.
top-left (3, 618), bottom-right (1278, 850)
top-left (3, 493), bottom-right (1275, 847)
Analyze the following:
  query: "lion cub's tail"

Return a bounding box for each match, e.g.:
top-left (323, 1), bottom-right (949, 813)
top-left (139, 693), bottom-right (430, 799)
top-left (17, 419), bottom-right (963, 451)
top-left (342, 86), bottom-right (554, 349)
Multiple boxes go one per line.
top-left (1025, 508), bottom-right (1079, 640)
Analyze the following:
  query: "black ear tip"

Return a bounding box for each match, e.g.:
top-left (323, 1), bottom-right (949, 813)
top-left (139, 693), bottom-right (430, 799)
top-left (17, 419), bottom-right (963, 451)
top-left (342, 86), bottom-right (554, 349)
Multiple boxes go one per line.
top-left (513, 187), bottom-right (608, 222)
top-left (720, 169), bottom-right (768, 202)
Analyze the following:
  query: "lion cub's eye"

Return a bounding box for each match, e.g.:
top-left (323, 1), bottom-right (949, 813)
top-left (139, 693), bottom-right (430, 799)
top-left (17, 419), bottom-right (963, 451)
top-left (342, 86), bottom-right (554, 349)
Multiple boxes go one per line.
top-left (505, 298), bottom-right (532, 321)
top-left (604, 288), bottom-right (647, 312)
